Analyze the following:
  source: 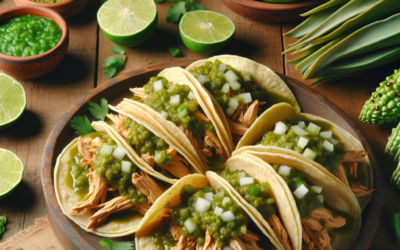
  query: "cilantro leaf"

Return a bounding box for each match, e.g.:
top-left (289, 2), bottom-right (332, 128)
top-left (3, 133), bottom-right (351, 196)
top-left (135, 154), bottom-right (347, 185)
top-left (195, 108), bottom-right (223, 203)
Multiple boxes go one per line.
top-left (0, 216), bottom-right (6, 236)
top-left (394, 213), bottom-right (400, 246)
top-left (69, 116), bottom-right (96, 136)
top-left (111, 46), bottom-right (126, 55)
top-left (99, 239), bottom-right (134, 250)
top-left (103, 56), bottom-right (125, 79)
top-left (166, 2), bottom-right (186, 24)
top-left (188, 2), bottom-right (205, 11)
top-left (88, 98), bottom-right (108, 121)
top-left (169, 47), bottom-right (184, 58)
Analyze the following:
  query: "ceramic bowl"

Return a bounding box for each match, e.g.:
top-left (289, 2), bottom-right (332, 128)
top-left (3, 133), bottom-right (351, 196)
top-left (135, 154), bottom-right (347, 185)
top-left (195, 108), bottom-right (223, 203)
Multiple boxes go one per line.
top-left (220, 0), bottom-right (327, 23)
top-left (0, 6), bottom-right (69, 79)
top-left (14, 0), bottom-right (89, 19)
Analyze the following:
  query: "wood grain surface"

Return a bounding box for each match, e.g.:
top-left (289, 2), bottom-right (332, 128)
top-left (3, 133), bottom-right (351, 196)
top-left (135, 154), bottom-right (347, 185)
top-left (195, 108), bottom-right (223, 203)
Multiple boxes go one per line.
top-left (0, 0), bottom-right (398, 249)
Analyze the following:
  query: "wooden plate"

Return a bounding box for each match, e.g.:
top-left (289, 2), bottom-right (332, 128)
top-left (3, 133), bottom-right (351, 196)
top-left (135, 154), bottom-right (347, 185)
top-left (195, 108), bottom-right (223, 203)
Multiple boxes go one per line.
top-left (219, 0), bottom-right (327, 23)
top-left (41, 61), bottom-right (382, 250)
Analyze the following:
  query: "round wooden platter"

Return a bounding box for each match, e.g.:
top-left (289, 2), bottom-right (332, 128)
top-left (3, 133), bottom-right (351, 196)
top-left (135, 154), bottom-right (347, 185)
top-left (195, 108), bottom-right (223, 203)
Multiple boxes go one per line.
top-left (42, 61), bottom-right (382, 250)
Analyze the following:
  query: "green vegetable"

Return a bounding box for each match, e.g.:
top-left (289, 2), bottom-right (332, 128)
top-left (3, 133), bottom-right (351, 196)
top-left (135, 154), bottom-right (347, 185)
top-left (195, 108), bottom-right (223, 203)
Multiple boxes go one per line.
top-left (169, 47), bottom-right (184, 57)
top-left (99, 239), bottom-right (134, 250)
top-left (69, 116), bottom-right (96, 136)
top-left (103, 56), bottom-right (126, 79)
top-left (301, 0), bottom-right (350, 17)
top-left (360, 68), bottom-right (400, 125)
top-left (392, 163), bottom-right (400, 189)
top-left (394, 213), bottom-right (400, 246)
top-left (0, 216), bottom-right (6, 236)
top-left (88, 98), bottom-right (108, 121)
top-left (110, 46), bottom-right (126, 55)
top-left (162, 0), bottom-right (205, 24)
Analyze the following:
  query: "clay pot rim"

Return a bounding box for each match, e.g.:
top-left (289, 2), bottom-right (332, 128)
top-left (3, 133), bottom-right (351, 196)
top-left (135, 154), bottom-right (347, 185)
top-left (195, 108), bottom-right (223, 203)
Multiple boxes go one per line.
top-left (15, 0), bottom-right (76, 8)
top-left (0, 6), bottom-right (68, 62)
top-left (227, 0), bottom-right (327, 11)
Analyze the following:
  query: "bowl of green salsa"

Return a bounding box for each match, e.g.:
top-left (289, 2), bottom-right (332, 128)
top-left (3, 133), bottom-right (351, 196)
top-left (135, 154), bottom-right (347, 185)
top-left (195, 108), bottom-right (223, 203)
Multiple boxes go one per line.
top-left (0, 6), bottom-right (68, 79)
top-left (14, 0), bottom-right (89, 19)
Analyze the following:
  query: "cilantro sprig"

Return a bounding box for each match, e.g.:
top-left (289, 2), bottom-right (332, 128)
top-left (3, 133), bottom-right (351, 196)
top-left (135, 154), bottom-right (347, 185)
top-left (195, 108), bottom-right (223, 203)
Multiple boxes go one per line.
top-left (103, 46), bottom-right (127, 79)
top-left (0, 216), bottom-right (7, 236)
top-left (169, 47), bottom-right (184, 57)
top-left (69, 98), bottom-right (109, 136)
top-left (156, 0), bottom-right (205, 24)
top-left (100, 239), bottom-right (134, 250)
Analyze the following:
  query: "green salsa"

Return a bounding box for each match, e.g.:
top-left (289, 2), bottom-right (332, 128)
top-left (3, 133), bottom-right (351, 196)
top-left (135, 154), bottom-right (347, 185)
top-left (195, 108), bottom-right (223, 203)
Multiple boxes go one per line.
top-left (0, 15), bottom-right (62, 57)
top-left (139, 76), bottom-right (214, 138)
top-left (151, 221), bottom-right (178, 250)
top-left (188, 59), bottom-right (267, 114)
top-left (220, 169), bottom-right (276, 218)
top-left (272, 164), bottom-right (323, 219)
top-left (66, 145), bottom-right (89, 200)
top-left (258, 121), bottom-right (345, 173)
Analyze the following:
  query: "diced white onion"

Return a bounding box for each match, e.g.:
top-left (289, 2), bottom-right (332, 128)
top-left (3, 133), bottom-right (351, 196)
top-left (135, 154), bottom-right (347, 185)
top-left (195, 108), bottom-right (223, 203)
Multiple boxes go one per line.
top-left (228, 98), bottom-right (239, 109)
top-left (317, 194), bottom-right (324, 204)
top-left (195, 197), bottom-right (211, 213)
top-left (170, 94), bottom-right (180, 105)
top-left (112, 146), bottom-right (127, 160)
top-left (237, 93), bottom-right (252, 104)
top-left (329, 138), bottom-right (338, 145)
top-left (229, 81), bottom-right (241, 91)
top-left (213, 191), bottom-right (224, 198)
top-left (219, 64), bottom-right (227, 72)
top-left (160, 111), bottom-right (169, 119)
top-left (221, 211), bottom-right (236, 222)
top-left (222, 83), bottom-right (230, 94)
top-left (319, 131), bottom-right (332, 139)
top-left (188, 91), bottom-right (195, 100)
top-left (322, 140), bottom-right (334, 152)
top-left (164, 245), bottom-right (169, 250)
top-left (74, 156), bottom-right (80, 164)
top-left (293, 184), bottom-right (309, 199)
top-left (121, 160), bottom-right (132, 174)
top-left (224, 70), bottom-right (238, 83)
top-left (222, 197), bottom-right (231, 206)
top-left (214, 206), bottom-right (223, 216)
top-left (99, 144), bottom-right (114, 156)
top-left (223, 246), bottom-right (233, 250)
top-left (198, 74), bottom-right (206, 83)
top-left (153, 80), bottom-right (163, 92)
top-left (204, 192), bottom-right (214, 202)
top-left (294, 126), bottom-right (309, 136)
top-left (297, 136), bottom-right (309, 149)
top-left (238, 172), bottom-right (246, 178)
top-left (297, 121), bottom-right (305, 129)
top-left (226, 106), bottom-right (237, 116)
top-left (278, 165), bottom-right (291, 176)
top-left (184, 219), bottom-right (197, 233)
top-left (274, 121), bottom-right (287, 135)
top-left (307, 122), bottom-right (321, 135)
top-left (240, 177), bottom-right (254, 186)
top-left (311, 185), bottom-right (323, 194)
top-left (303, 148), bottom-right (317, 160)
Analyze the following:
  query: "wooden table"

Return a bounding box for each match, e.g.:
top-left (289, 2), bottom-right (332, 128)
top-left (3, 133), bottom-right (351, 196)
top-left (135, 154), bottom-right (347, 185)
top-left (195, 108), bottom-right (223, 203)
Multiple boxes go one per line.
top-left (0, 0), bottom-right (397, 248)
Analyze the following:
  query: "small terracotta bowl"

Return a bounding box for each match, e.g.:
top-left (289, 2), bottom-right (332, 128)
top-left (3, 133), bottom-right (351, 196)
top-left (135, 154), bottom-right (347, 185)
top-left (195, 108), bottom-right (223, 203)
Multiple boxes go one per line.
top-left (0, 6), bottom-right (69, 79)
top-left (220, 0), bottom-right (327, 23)
top-left (14, 0), bottom-right (89, 20)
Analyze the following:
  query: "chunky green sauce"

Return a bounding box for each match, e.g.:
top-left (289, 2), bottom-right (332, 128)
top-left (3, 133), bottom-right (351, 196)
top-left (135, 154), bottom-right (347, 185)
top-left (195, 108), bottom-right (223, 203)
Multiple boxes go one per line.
top-left (65, 145), bottom-right (89, 200)
top-left (258, 121), bottom-right (345, 173)
top-left (189, 59), bottom-right (267, 114)
top-left (140, 76), bottom-right (214, 137)
top-left (0, 15), bottom-right (62, 57)
top-left (220, 169), bottom-right (276, 218)
top-left (272, 164), bottom-right (323, 219)
top-left (151, 221), bottom-right (178, 250)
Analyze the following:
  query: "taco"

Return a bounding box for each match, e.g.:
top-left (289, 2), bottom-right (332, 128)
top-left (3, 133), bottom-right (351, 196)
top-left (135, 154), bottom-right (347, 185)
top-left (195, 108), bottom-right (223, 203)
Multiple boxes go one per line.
top-left (185, 55), bottom-right (300, 145)
top-left (54, 122), bottom-right (168, 237)
top-left (229, 151), bottom-right (361, 250)
top-left (235, 103), bottom-right (374, 209)
top-left (135, 173), bottom-right (296, 250)
top-left (107, 102), bottom-right (204, 184)
top-left (117, 67), bottom-right (230, 171)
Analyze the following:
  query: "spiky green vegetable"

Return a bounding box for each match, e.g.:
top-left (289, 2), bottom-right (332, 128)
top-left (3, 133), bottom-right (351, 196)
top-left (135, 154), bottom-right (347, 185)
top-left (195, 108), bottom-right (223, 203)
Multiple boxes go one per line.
top-left (359, 69), bottom-right (400, 124)
top-left (392, 162), bottom-right (400, 189)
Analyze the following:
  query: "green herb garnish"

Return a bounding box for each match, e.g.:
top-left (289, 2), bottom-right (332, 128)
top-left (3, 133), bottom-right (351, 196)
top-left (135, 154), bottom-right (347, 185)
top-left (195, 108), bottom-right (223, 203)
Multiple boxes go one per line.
top-left (169, 47), bottom-right (184, 57)
top-left (162, 0), bottom-right (205, 24)
top-left (99, 239), bottom-right (134, 250)
top-left (0, 216), bottom-right (7, 236)
top-left (88, 98), bottom-right (108, 121)
top-left (110, 46), bottom-right (126, 55)
top-left (103, 46), bottom-right (127, 79)
top-left (69, 116), bottom-right (96, 136)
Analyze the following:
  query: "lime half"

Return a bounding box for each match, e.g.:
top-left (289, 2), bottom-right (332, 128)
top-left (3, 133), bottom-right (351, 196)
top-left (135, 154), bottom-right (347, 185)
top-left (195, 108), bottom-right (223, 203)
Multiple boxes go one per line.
top-left (97, 0), bottom-right (158, 47)
top-left (0, 73), bottom-right (26, 131)
top-left (179, 10), bottom-right (235, 54)
top-left (0, 149), bottom-right (24, 201)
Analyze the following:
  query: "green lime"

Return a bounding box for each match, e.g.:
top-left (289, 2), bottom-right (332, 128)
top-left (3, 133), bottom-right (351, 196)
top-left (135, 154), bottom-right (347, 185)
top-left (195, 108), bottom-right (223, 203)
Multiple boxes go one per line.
top-left (0, 149), bottom-right (24, 201)
top-left (179, 10), bottom-right (235, 54)
top-left (97, 0), bottom-right (158, 47)
top-left (0, 73), bottom-right (26, 131)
